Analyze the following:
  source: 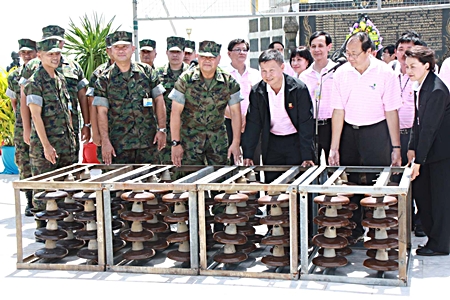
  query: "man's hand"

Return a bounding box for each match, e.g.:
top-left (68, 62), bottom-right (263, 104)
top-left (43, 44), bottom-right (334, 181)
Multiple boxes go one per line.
top-left (23, 127), bottom-right (31, 145)
top-left (406, 150), bottom-right (415, 167)
top-left (171, 145), bottom-right (183, 167)
top-left (328, 149), bottom-right (340, 166)
top-left (228, 143), bottom-right (242, 165)
top-left (411, 162), bottom-right (420, 181)
top-left (301, 160), bottom-right (315, 167)
top-left (92, 132), bottom-right (102, 146)
top-left (43, 144), bottom-right (58, 164)
top-left (81, 126), bottom-right (91, 144)
top-left (243, 158), bottom-right (254, 166)
top-left (391, 149), bottom-right (402, 167)
top-left (153, 131), bottom-right (167, 151)
top-left (241, 114), bottom-right (246, 133)
top-left (101, 140), bottom-right (116, 165)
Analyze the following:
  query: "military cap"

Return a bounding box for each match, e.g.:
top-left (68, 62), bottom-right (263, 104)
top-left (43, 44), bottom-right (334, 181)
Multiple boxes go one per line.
top-left (105, 34), bottom-right (113, 48)
top-left (42, 25), bottom-right (65, 41)
top-left (37, 39), bottom-right (61, 53)
top-left (18, 38), bottom-right (37, 51)
top-left (140, 39), bottom-right (156, 51)
top-left (110, 31), bottom-right (133, 46)
top-left (167, 36), bottom-right (185, 51)
top-left (184, 40), bottom-right (195, 53)
top-left (198, 40), bottom-right (221, 57)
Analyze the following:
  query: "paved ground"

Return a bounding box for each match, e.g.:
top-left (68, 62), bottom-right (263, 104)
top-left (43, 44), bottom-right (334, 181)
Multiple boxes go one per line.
top-left (1, 157), bottom-right (449, 300)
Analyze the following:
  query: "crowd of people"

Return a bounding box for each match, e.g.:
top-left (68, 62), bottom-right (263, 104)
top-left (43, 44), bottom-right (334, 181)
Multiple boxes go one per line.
top-left (6, 24), bottom-right (450, 256)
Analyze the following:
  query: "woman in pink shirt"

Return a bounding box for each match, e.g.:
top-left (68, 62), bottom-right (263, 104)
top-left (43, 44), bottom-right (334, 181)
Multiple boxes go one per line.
top-left (289, 46), bottom-right (313, 78)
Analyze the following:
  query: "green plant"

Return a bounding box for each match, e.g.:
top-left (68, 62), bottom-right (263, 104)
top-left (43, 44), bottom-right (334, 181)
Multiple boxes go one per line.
top-left (0, 68), bottom-right (15, 146)
top-left (64, 13), bottom-right (119, 81)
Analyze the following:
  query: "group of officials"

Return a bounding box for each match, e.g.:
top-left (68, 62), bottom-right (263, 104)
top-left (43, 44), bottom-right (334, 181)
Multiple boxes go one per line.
top-left (7, 25), bottom-right (450, 257)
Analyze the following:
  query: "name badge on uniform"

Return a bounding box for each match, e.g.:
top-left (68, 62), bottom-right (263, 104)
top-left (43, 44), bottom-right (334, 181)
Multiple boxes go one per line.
top-left (143, 98), bottom-right (153, 107)
top-left (68, 102), bottom-right (73, 111)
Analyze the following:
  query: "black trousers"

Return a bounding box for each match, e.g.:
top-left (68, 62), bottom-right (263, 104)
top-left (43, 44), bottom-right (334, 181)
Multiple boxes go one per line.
top-left (340, 120), bottom-right (391, 236)
top-left (412, 157), bottom-right (450, 253)
top-left (225, 117), bottom-right (261, 165)
top-left (315, 119), bottom-right (332, 164)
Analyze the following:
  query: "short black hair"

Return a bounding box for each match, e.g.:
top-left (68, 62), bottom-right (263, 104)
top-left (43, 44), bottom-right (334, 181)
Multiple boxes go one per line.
top-left (405, 45), bottom-right (436, 72)
top-left (227, 39), bottom-right (249, 51)
top-left (395, 31), bottom-right (425, 49)
top-left (290, 46), bottom-right (314, 68)
top-left (383, 44), bottom-right (396, 55)
top-left (347, 32), bottom-right (373, 52)
top-left (259, 49), bottom-right (284, 65)
top-left (309, 31), bottom-right (332, 46)
top-left (268, 41), bottom-right (284, 50)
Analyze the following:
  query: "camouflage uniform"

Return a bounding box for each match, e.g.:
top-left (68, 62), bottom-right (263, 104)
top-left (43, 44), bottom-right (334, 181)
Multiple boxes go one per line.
top-left (93, 62), bottom-right (166, 164)
top-left (169, 62), bottom-right (241, 165)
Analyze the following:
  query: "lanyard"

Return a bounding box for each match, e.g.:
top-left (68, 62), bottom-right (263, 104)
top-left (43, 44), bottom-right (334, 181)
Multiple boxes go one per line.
top-left (399, 75), bottom-right (410, 98)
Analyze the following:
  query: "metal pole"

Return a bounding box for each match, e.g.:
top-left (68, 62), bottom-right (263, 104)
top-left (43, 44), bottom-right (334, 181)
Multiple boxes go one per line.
top-left (251, 0), bottom-right (257, 15)
top-left (377, 0), bottom-right (382, 10)
top-left (132, 0), bottom-right (139, 61)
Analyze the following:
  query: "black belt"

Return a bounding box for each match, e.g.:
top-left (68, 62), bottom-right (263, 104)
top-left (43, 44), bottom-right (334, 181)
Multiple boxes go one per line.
top-left (316, 118), bottom-right (331, 126)
top-left (400, 128), bottom-right (411, 135)
top-left (347, 121), bottom-right (383, 130)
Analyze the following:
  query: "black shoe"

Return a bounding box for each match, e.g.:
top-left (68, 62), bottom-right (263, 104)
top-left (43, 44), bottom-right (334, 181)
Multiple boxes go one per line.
top-left (25, 204), bottom-right (33, 217)
top-left (416, 247), bottom-right (448, 256)
top-left (415, 227), bottom-right (426, 237)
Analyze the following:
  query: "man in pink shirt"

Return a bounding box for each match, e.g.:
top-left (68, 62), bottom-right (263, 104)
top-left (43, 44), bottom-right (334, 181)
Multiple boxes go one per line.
top-left (329, 32), bottom-right (402, 241)
top-left (300, 31), bottom-right (336, 163)
top-left (242, 49), bottom-right (315, 183)
top-left (268, 41), bottom-right (297, 77)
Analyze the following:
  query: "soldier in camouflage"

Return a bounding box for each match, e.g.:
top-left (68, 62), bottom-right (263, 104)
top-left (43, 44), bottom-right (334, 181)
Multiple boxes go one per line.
top-left (139, 39), bottom-right (157, 69)
top-left (169, 40), bottom-right (243, 166)
top-left (93, 31), bottom-right (167, 165)
top-left (5, 38), bottom-right (37, 216)
top-left (156, 36), bottom-right (190, 164)
top-left (183, 40), bottom-right (197, 65)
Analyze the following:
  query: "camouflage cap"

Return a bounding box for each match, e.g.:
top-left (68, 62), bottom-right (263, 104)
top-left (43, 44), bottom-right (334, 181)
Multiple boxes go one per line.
top-left (184, 40), bottom-right (196, 53)
top-left (105, 34), bottom-right (113, 48)
top-left (42, 25), bottom-right (65, 41)
top-left (37, 39), bottom-right (62, 53)
top-left (139, 39), bottom-right (156, 51)
top-left (198, 40), bottom-right (221, 57)
top-left (167, 36), bottom-right (185, 51)
top-left (18, 38), bottom-right (37, 51)
top-left (110, 31), bottom-right (133, 46)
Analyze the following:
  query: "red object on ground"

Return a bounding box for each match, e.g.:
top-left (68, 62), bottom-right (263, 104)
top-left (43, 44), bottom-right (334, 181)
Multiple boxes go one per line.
top-left (82, 142), bottom-right (100, 164)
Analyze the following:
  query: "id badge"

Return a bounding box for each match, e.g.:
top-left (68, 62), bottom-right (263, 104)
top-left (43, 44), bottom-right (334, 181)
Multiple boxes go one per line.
top-left (143, 97), bottom-right (153, 107)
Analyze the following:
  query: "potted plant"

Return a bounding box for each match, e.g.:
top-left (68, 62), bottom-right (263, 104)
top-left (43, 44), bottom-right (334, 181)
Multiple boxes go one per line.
top-left (0, 68), bottom-right (18, 174)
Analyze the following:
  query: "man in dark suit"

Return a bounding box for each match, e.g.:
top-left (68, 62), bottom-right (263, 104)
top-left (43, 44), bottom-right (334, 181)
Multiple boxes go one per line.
top-left (406, 46), bottom-right (450, 256)
top-left (242, 49), bottom-right (315, 183)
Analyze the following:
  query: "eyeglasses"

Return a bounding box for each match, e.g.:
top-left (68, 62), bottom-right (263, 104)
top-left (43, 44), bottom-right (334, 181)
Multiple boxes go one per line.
top-left (231, 49), bottom-right (249, 53)
top-left (344, 50), bottom-right (364, 59)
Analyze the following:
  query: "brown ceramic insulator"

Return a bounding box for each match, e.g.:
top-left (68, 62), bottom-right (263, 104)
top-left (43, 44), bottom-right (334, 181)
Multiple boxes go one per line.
top-left (365, 209), bottom-right (398, 219)
top-left (144, 203), bottom-right (169, 214)
top-left (363, 258), bottom-right (398, 271)
top-left (167, 250), bottom-right (191, 263)
top-left (367, 228), bottom-right (398, 239)
top-left (121, 191), bottom-right (155, 202)
top-left (111, 202), bottom-right (124, 213)
top-left (214, 192), bottom-right (249, 203)
top-left (35, 209), bottom-right (69, 220)
top-left (237, 224), bottom-right (256, 236)
top-left (123, 248), bottom-right (155, 260)
top-left (247, 234), bottom-right (264, 244)
top-left (149, 189), bottom-right (171, 195)
top-left (259, 214), bottom-right (289, 225)
top-left (145, 239), bottom-right (170, 250)
top-left (206, 215), bottom-right (215, 224)
top-left (113, 239), bottom-right (127, 252)
top-left (112, 219), bottom-right (125, 231)
top-left (57, 238), bottom-right (85, 250)
top-left (343, 221), bottom-right (357, 230)
top-left (314, 194), bottom-right (350, 206)
top-left (257, 193), bottom-right (289, 205)
top-left (237, 206), bottom-right (257, 217)
top-left (366, 249), bottom-right (398, 260)
top-left (166, 231), bottom-right (190, 243)
top-left (342, 203), bottom-right (358, 211)
top-left (236, 241), bottom-right (257, 254)
top-left (57, 220), bottom-right (85, 231)
top-left (163, 211), bottom-right (189, 223)
top-left (261, 234), bottom-right (289, 245)
top-left (261, 255), bottom-right (290, 267)
top-left (120, 228), bottom-right (154, 242)
top-left (360, 195), bottom-right (398, 207)
top-left (312, 235), bottom-right (348, 249)
top-left (239, 190), bottom-right (258, 197)
top-left (77, 248), bottom-right (98, 260)
top-left (35, 228), bottom-right (68, 240)
top-left (120, 210), bottom-right (154, 222)
top-left (364, 238), bottom-right (399, 249)
top-left (74, 211), bottom-right (96, 222)
top-left (313, 255), bottom-right (347, 268)
top-left (58, 202), bottom-right (84, 213)
top-left (319, 246), bottom-right (352, 256)
top-left (142, 221), bottom-right (169, 233)
top-left (318, 207), bottom-right (353, 219)
top-left (318, 227), bottom-right (352, 238)
top-left (162, 191), bottom-right (189, 203)
top-left (35, 247), bottom-right (69, 259)
top-left (75, 230), bottom-right (97, 240)
top-left (72, 191), bottom-right (96, 202)
top-left (314, 215), bottom-right (349, 227)
top-left (362, 217), bottom-right (398, 229)
top-left (204, 197), bottom-right (215, 206)
top-left (213, 231), bottom-right (247, 245)
top-left (34, 190), bottom-right (68, 201)
top-left (214, 213), bottom-right (248, 224)
top-left (214, 252), bottom-right (247, 264)
top-left (63, 188), bottom-right (82, 195)
top-left (247, 217), bottom-right (262, 227)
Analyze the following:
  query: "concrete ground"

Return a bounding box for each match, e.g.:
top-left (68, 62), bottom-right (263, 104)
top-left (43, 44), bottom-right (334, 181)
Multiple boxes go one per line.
top-left (1, 156), bottom-right (449, 300)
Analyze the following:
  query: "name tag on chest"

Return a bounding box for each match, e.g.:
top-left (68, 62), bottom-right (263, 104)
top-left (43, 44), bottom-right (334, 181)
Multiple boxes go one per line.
top-left (143, 98), bottom-right (153, 107)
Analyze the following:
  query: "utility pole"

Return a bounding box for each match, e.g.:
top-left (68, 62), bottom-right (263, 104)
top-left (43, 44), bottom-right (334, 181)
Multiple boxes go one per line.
top-left (132, 0), bottom-right (139, 61)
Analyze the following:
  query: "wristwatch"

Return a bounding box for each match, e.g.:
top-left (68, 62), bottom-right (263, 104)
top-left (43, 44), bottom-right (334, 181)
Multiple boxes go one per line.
top-left (171, 140), bottom-right (181, 146)
top-left (83, 123), bottom-right (91, 128)
top-left (157, 128), bottom-right (167, 133)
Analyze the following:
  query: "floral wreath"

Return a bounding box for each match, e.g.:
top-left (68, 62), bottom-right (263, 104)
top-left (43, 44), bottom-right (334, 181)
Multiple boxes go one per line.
top-left (346, 15), bottom-right (383, 51)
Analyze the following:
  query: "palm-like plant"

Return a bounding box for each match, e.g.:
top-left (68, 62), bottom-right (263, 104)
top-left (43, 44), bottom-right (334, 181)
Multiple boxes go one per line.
top-left (64, 13), bottom-right (119, 80)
